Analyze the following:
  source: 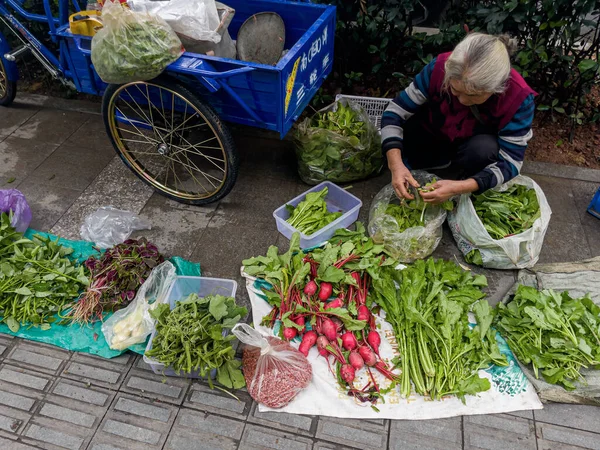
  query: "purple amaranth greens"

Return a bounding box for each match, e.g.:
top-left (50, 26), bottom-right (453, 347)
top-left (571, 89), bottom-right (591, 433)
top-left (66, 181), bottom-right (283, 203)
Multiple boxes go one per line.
top-left (69, 238), bottom-right (164, 324)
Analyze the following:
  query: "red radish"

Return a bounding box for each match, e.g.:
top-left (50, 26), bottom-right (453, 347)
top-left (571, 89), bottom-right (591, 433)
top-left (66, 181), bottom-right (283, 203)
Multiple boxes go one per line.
top-left (325, 298), bottom-right (343, 310)
top-left (340, 364), bottom-right (356, 384)
top-left (321, 318), bottom-right (337, 342)
top-left (358, 345), bottom-right (377, 367)
top-left (317, 335), bottom-right (330, 357)
top-left (349, 351), bottom-right (364, 370)
top-left (367, 330), bottom-right (381, 356)
top-left (294, 316), bottom-right (306, 333)
top-left (331, 318), bottom-right (343, 332)
top-left (303, 280), bottom-right (318, 296)
top-left (318, 282), bottom-right (333, 301)
top-left (283, 327), bottom-right (297, 340)
top-left (298, 331), bottom-right (318, 356)
top-left (341, 332), bottom-right (358, 351)
top-left (357, 305), bottom-right (371, 322)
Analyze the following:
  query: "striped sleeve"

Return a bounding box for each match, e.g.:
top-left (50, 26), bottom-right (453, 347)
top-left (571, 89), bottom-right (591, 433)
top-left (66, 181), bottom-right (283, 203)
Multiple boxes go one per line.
top-left (471, 94), bottom-right (535, 192)
top-left (381, 58), bottom-right (436, 153)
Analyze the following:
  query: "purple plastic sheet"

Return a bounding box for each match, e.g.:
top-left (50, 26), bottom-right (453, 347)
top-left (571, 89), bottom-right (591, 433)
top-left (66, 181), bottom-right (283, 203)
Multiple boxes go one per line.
top-left (0, 189), bottom-right (32, 232)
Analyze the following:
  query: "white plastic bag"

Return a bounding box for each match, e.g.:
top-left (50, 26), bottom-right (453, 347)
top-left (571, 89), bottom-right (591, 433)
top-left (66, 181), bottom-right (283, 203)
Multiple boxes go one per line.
top-left (129, 0), bottom-right (221, 43)
top-left (368, 171), bottom-right (448, 263)
top-left (80, 206), bottom-right (151, 249)
top-left (102, 261), bottom-right (177, 351)
top-left (448, 175), bottom-right (552, 269)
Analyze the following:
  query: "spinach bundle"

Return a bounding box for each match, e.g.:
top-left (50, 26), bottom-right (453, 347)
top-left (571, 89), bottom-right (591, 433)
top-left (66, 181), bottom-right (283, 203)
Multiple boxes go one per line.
top-left (495, 285), bottom-right (600, 390)
top-left (146, 293), bottom-right (247, 389)
top-left (285, 187), bottom-right (342, 235)
top-left (295, 100), bottom-right (382, 185)
top-left (372, 258), bottom-right (507, 402)
top-left (471, 184), bottom-right (541, 240)
top-left (0, 213), bottom-right (89, 332)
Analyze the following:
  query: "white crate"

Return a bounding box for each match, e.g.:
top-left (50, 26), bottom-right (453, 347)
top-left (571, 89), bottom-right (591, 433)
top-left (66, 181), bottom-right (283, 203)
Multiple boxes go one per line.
top-left (335, 94), bottom-right (392, 131)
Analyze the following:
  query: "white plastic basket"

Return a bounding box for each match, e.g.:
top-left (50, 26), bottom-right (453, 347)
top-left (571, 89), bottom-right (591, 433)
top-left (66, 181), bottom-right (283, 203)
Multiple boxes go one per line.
top-left (335, 94), bottom-right (392, 131)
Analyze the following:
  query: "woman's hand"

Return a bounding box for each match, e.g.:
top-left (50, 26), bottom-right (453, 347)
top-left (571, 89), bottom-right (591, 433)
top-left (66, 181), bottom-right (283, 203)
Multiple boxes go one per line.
top-left (420, 179), bottom-right (478, 204)
top-left (387, 149), bottom-right (420, 199)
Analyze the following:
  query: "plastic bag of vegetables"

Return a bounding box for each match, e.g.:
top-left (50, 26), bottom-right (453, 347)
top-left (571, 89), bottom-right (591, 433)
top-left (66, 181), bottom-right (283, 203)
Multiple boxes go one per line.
top-left (368, 171), bottom-right (449, 263)
top-left (102, 261), bottom-right (176, 350)
top-left (91, 0), bottom-right (183, 84)
top-left (447, 175), bottom-right (552, 269)
top-left (294, 98), bottom-right (382, 185)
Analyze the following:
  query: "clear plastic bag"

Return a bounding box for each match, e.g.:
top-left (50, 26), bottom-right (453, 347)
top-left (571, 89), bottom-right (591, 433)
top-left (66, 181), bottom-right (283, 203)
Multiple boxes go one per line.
top-left (295, 98), bottom-right (383, 185)
top-left (0, 189), bottom-right (32, 232)
top-left (91, 0), bottom-right (183, 84)
top-left (368, 171), bottom-right (447, 263)
top-left (447, 175), bottom-right (552, 269)
top-left (102, 261), bottom-right (176, 351)
top-left (233, 324), bottom-right (312, 408)
top-left (80, 206), bottom-right (151, 249)
top-left (178, 2), bottom-right (236, 59)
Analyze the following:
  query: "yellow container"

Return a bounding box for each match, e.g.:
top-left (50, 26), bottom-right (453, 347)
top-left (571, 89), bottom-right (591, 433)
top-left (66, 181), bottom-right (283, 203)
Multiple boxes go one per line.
top-left (69, 11), bottom-right (103, 37)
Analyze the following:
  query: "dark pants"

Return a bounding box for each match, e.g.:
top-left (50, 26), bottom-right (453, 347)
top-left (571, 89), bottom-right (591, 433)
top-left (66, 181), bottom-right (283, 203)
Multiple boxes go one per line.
top-left (401, 118), bottom-right (499, 180)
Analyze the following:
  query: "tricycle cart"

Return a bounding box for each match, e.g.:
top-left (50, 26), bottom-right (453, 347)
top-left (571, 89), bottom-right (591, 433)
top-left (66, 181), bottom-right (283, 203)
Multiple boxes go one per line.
top-left (0, 0), bottom-right (335, 204)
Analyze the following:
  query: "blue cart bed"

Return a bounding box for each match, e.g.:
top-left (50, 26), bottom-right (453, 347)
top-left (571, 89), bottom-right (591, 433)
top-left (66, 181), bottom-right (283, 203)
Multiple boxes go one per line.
top-left (55, 0), bottom-right (336, 137)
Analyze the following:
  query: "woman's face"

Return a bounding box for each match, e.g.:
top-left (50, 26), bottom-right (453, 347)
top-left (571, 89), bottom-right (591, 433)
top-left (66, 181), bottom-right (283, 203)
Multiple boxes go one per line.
top-left (450, 80), bottom-right (493, 106)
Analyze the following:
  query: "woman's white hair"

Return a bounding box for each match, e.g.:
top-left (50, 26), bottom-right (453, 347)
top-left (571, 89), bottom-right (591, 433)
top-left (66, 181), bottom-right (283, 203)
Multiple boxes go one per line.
top-left (443, 33), bottom-right (517, 94)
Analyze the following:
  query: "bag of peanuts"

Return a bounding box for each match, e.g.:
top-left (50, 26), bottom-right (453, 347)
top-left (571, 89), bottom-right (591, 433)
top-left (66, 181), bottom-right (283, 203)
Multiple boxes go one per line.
top-left (232, 324), bottom-right (312, 408)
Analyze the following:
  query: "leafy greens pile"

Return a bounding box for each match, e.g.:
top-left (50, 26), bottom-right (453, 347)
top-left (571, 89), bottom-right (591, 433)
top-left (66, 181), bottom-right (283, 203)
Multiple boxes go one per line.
top-left (471, 184), bottom-right (540, 240)
top-left (146, 293), bottom-right (247, 389)
top-left (495, 285), bottom-right (600, 390)
top-left (286, 187), bottom-right (342, 236)
top-left (0, 213), bottom-right (89, 332)
top-left (295, 101), bottom-right (382, 184)
top-left (371, 258), bottom-right (507, 401)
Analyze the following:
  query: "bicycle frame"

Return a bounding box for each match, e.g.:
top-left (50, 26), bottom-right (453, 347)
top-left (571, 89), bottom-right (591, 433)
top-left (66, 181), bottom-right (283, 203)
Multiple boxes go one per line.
top-left (0, 0), bottom-right (80, 85)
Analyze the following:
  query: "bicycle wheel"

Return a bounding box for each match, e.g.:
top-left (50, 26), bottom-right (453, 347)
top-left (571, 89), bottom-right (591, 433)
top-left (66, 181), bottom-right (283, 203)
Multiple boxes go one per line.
top-left (0, 58), bottom-right (17, 107)
top-left (102, 79), bottom-right (238, 205)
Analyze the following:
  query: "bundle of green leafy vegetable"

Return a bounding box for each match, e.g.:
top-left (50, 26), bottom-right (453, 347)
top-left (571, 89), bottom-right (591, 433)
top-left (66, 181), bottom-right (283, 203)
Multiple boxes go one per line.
top-left (91, 1), bottom-right (183, 84)
top-left (495, 285), bottom-right (600, 390)
top-left (146, 293), bottom-right (247, 389)
top-left (286, 187), bottom-right (342, 235)
top-left (295, 101), bottom-right (382, 185)
top-left (371, 258), bottom-right (507, 401)
top-left (0, 213), bottom-right (89, 332)
top-left (471, 184), bottom-right (541, 241)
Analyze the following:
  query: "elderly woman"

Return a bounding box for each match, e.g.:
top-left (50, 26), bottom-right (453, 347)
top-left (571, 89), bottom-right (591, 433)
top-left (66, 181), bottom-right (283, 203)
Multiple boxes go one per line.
top-left (381, 33), bottom-right (535, 204)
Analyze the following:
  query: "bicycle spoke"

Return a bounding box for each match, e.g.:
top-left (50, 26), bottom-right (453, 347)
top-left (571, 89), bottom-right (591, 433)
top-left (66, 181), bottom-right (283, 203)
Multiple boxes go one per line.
top-left (170, 135), bottom-right (226, 173)
top-left (170, 153), bottom-right (212, 192)
top-left (117, 127), bottom-right (161, 143)
top-left (115, 106), bottom-right (158, 146)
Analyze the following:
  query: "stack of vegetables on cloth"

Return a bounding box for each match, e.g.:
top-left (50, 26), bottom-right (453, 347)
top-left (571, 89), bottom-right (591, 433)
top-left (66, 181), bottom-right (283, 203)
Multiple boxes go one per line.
top-left (295, 98), bottom-right (382, 185)
top-left (241, 226), bottom-right (542, 418)
top-left (368, 171), bottom-right (453, 263)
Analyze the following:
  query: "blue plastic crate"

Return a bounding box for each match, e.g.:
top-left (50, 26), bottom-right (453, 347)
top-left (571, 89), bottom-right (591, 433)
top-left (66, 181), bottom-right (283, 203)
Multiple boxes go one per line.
top-left (587, 187), bottom-right (600, 219)
top-left (273, 181), bottom-right (362, 248)
top-left (143, 276), bottom-right (238, 378)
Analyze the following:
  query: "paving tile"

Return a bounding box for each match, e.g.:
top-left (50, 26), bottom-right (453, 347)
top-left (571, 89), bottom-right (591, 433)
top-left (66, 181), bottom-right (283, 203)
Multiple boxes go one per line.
top-left (22, 423), bottom-right (86, 450)
top-left (248, 402), bottom-right (316, 437)
top-left (569, 179), bottom-right (599, 223)
top-left (0, 335), bottom-right (16, 363)
top-left (535, 403), bottom-right (600, 434)
top-left (22, 141), bottom-right (114, 192)
top-left (120, 369), bottom-right (190, 405)
top-left (0, 436), bottom-right (41, 449)
top-left (183, 381), bottom-right (252, 421)
top-left (537, 218), bottom-right (592, 264)
top-left (51, 156), bottom-right (154, 240)
top-left (537, 422), bottom-right (600, 450)
top-left (0, 365), bottom-right (53, 392)
top-left (51, 378), bottom-right (114, 407)
top-left (0, 102), bottom-right (40, 137)
top-left (463, 413), bottom-right (536, 450)
top-left (164, 408), bottom-right (245, 450)
top-left (312, 442), bottom-right (357, 450)
top-left (89, 393), bottom-right (177, 450)
top-left (5, 341), bottom-right (70, 376)
top-left (529, 174), bottom-right (579, 223)
top-left (389, 417), bottom-right (462, 450)
top-left (132, 193), bottom-right (213, 258)
top-left (507, 409), bottom-right (534, 420)
top-left (315, 417), bottom-right (389, 450)
top-left (584, 223), bottom-right (600, 257)
top-left (523, 160), bottom-right (600, 184)
top-left (239, 424), bottom-right (313, 450)
top-left (64, 115), bottom-right (113, 151)
top-left (12, 109), bottom-right (89, 145)
top-left (0, 136), bottom-right (59, 187)
top-left (61, 353), bottom-right (133, 390)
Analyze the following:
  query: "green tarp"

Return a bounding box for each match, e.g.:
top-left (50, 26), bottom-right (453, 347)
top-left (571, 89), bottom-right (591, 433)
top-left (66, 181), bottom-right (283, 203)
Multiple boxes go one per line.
top-left (0, 229), bottom-right (201, 358)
